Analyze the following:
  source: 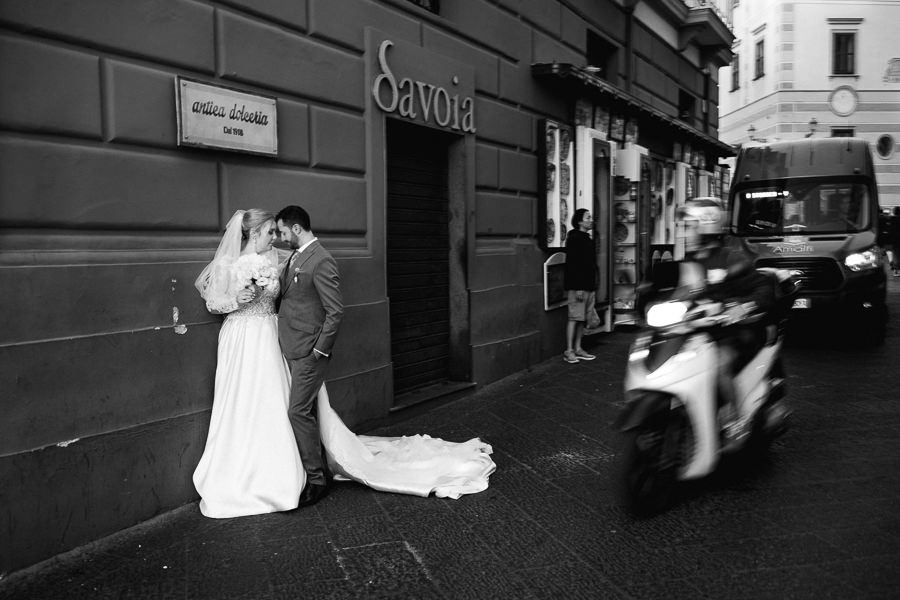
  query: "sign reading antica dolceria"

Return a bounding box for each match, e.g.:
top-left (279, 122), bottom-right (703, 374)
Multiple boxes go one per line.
top-left (372, 40), bottom-right (476, 133)
top-left (176, 77), bottom-right (278, 156)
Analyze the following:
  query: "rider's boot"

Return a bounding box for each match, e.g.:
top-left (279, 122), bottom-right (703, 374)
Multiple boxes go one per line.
top-left (717, 379), bottom-right (746, 449)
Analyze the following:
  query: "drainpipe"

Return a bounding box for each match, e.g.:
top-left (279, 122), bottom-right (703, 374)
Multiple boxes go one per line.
top-left (623, 1), bottom-right (639, 93)
top-left (703, 68), bottom-right (710, 134)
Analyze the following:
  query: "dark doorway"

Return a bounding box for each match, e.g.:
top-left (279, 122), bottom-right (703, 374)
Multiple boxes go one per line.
top-left (386, 120), bottom-right (452, 396)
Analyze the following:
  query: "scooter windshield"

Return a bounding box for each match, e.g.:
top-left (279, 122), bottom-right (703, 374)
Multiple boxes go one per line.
top-left (732, 182), bottom-right (871, 236)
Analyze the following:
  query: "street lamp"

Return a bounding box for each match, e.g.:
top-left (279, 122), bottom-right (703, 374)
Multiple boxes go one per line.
top-left (805, 117), bottom-right (818, 138)
top-left (747, 124), bottom-right (756, 141)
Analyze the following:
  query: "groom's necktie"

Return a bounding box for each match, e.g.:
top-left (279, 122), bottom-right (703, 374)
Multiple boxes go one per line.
top-left (282, 249), bottom-right (298, 289)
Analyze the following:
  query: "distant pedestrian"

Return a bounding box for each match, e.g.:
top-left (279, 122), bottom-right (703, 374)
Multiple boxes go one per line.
top-left (891, 207), bottom-right (900, 276)
top-left (563, 208), bottom-right (597, 363)
top-left (878, 210), bottom-right (893, 273)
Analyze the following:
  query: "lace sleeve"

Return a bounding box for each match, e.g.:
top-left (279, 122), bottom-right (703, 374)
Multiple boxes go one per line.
top-left (200, 261), bottom-right (240, 314)
top-left (195, 210), bottom-right (248, 314)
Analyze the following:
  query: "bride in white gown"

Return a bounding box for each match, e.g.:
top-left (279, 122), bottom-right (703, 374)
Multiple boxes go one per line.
top-left (193, 209), bottom-right (495, 518)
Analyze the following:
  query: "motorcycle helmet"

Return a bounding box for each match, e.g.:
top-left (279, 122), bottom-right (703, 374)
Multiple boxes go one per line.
top-left (678, 197), bottom-right (725, 241)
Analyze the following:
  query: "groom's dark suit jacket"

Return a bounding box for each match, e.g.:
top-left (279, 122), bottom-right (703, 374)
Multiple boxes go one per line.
top-left (277, 240), bottom-right (343, 360)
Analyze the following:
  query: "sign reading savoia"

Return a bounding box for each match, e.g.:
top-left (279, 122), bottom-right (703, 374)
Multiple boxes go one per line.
top-left (372, 40), bottom-right (476, 133)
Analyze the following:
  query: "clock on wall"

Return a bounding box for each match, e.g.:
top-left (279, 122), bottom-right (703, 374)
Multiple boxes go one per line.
top-left (829, 85), bottom-right (858, 117)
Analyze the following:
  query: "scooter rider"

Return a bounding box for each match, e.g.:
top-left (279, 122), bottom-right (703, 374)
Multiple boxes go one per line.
top-left (678, 198), bottom-right (777, 441)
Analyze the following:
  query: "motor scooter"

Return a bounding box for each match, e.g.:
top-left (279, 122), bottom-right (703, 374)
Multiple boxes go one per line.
top-left (614, 262), bottom-right (799, 516)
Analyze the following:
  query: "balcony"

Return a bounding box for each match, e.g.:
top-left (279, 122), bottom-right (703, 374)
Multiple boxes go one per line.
top-left (649, 0), bottom-right (734, 67)
top-left (682, 0), bottom-right (732, 29)
top-left (679, 0), bottom-right (735, 66)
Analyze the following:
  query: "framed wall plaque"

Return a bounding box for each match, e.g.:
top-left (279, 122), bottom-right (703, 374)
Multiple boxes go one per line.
top-left (176, 77), bottom-right (278, 156)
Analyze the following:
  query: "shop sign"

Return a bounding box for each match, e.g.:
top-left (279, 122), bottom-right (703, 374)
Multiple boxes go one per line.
top-left (176, 77), bottom-right (277, 156)
top-left (372, 40), bottom-right (476, 133)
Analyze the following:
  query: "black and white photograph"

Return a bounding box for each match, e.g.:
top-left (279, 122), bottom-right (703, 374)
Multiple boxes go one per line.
top-left (2, 1), bottom-right (899, 598)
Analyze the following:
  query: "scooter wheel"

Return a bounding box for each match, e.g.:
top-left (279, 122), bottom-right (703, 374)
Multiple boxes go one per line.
top-left (617, 409), bottom-right (687, 517)
top-left (746, 402), bottom-right (791, 457)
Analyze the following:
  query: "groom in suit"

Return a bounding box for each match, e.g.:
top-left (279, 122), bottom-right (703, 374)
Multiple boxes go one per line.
top-left (275, 205), bottom-right (343, 507)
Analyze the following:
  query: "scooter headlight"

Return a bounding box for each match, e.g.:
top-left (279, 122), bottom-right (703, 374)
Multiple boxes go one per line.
top-left (845, 248), bottom-right (882, 272)
top-left (628, 335), bottom-right (651, 362)
top-left (646, 301), bottom-right (688, 327)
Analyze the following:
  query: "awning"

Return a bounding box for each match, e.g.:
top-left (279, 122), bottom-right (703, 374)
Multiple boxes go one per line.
top-left (531, 62), bottom-right (735, 157)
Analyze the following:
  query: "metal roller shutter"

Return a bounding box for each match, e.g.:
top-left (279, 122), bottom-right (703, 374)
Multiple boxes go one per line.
top-left (386, 121), bottom-right (450, 395)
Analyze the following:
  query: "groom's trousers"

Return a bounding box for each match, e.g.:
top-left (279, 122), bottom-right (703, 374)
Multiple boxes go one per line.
top-left (286, 352), bottom-right (329, 486)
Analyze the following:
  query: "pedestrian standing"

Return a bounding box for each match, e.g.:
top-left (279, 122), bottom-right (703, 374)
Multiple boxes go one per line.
top-left (878, 210), bottom-right (891, 267)
top-left (891, 207), bottom-right (900, 276)
top-left (563, 208), bottom-right (597, 363)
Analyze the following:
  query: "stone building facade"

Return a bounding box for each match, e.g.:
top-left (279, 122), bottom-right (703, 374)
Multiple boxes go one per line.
top-left (718, 0), bottom-right (900, 209)
top-left (0, 0), bottom-right (732, 572)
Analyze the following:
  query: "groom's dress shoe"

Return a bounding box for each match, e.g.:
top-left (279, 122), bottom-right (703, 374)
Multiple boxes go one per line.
top-left (298, 483), bottom-right (330, 507)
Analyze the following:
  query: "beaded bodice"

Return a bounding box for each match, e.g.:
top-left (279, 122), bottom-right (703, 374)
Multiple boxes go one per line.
top-left (228, 279), bottom-right (280, 318)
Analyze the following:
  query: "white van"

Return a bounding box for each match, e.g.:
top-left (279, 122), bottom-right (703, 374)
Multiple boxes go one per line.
top-left (726, 138), bottom-right (888, 344)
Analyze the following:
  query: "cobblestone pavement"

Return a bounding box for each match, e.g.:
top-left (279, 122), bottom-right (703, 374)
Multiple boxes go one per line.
top-left (3, 279), bottom-right (900, 599)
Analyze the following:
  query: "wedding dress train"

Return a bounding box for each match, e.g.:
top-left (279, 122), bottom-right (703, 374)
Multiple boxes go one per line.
top-left (319, 385), bottom-right (496, 499)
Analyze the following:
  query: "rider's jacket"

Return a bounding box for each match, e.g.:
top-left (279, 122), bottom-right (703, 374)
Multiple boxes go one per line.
top-left (686, 244), bottom-right (777, 314)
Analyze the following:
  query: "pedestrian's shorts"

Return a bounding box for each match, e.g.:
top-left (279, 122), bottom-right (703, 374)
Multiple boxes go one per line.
top-left (567, 290), bottom-right (587, 321)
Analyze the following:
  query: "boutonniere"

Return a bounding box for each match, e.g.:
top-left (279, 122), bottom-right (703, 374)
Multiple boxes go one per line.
top-left (293, 267), bottom-right (300, 283)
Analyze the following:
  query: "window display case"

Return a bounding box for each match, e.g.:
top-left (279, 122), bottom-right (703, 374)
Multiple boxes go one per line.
top-left (540, 119), bottom-right (574, 250)
top-left (648, 158), bottom-right (676, 270)
top-left (672, 161), bottom-right (690, 260)
top-left (612, 145), bottom-right (649, 325)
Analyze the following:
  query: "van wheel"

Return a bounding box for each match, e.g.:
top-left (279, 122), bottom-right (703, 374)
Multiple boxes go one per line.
top-left (859, 304), bottom-right (887, 347)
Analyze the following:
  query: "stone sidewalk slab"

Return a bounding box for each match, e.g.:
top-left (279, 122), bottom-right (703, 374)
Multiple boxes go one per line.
top-left (2, 281), bottom-right (900, 599)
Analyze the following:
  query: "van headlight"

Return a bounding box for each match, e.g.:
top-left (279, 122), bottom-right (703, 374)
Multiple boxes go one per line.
top-left (844, 248), bottom-right (882, 272)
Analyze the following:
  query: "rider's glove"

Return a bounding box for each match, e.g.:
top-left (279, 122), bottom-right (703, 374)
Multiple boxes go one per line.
top-left (725, 301), bottom-right (756, 324)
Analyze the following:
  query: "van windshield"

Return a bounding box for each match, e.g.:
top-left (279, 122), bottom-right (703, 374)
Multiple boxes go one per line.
top-left (732, 182), bottom-right (870, 235)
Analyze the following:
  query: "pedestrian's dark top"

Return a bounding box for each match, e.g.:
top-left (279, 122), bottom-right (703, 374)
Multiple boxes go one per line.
top-left (564, 229), bottom-right (596, 291)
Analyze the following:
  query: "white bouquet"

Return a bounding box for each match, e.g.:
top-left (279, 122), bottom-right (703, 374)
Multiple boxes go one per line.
top-left (233, 254), bottom-right (279, 292)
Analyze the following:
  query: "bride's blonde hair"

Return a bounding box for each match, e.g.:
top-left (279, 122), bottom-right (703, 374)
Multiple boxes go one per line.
top-left (241, 208), bottom-right (275, 240)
